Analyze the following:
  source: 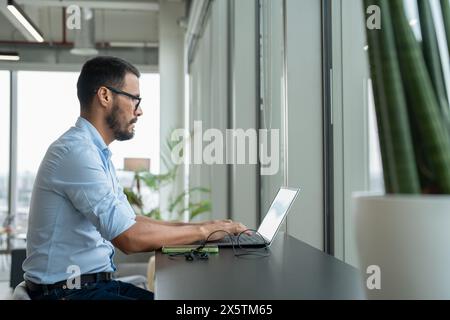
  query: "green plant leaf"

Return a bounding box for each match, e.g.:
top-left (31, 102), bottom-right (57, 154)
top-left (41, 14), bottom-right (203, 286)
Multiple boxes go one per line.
top-left (123, 187), bottom-right (143, 213)
top-left (144, 208), bottom-right (162, 220)
top-left (123, 129), bottom-right (212, 221)
top-left (189, 201), bottom-right (211, 221)
top-left (177, 200), bottom-right (212, 221)
top-left (419, 0), bottom-right (450, 136)
top-left (168, 187), bottom-right (211, 212)
top-left (390, 0), bottom-right (450, 193)
top-left (441, 0), bottom-right (450, 61)
top-left (364, 0), bottom-right (420, 193)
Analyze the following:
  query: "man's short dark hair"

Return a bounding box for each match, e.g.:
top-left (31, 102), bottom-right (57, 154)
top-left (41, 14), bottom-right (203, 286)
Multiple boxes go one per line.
top-left (77, 56), bottom-right (140, 110)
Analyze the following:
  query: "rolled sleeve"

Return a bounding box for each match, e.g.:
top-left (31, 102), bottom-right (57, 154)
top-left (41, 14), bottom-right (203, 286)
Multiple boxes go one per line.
top-left (54, 145), bottom-right (136, 241)
top-left (117, 184), bottom-right (137, 217)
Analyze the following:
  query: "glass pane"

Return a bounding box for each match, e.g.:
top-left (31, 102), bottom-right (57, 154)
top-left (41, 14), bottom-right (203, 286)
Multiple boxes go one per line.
top-left (16, 71), bottom-right (160, 234)
top-left (259, 0), bottom-right (285, 216)
top-left (17, 71), bottom-right (79, 235)
top-left (110, 73), bottom-right (160, 174)
top-left (110, 73), bottom-right (160, 214)
top-left (0, 71), bottom-right (10, 250)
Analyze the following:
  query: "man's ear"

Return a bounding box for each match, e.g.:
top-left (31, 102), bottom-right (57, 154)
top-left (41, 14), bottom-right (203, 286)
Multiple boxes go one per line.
top-left (97, 87), bottom-right (111, 108)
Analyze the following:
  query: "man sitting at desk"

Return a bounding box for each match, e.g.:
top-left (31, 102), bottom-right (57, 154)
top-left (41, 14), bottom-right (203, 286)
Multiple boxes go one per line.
top-left (22, 56), bottom-right (247, 300)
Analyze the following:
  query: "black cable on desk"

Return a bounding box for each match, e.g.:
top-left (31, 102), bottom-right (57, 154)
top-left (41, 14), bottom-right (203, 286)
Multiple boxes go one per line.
top-left (168, 229), bottom-right (270, 261)
top-left (234, 229), bottom-right (270, 258)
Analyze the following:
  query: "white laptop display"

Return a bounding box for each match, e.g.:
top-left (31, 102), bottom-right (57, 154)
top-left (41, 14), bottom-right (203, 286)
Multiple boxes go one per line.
top-left (210, 187), bottom-right (300, 248)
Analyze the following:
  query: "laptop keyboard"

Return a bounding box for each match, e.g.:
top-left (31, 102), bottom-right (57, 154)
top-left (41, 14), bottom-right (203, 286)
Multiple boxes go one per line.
top-left (216, 234), bottom-right (265, 245)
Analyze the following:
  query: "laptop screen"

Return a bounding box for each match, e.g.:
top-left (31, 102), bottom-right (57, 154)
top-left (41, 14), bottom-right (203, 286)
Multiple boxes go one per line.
top-left (258, 188), bottom-right (299, 242)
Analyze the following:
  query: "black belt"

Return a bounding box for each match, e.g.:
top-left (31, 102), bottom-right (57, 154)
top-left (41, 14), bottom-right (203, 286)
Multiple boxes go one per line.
top-left (26, 272), bottom-right (113, 293)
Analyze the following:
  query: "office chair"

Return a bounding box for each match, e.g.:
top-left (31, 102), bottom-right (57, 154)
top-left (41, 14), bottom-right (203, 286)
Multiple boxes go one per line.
top-left (12, 281), bottom-right (30, 300)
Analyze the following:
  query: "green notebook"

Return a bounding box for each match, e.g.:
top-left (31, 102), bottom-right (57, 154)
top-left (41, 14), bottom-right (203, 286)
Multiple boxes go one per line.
top-left (162, 245), bottom-right (219, 254)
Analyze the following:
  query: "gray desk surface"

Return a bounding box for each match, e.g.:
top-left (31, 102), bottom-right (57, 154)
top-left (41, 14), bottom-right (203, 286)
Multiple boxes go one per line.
top-left (155, 233), bottom-right (365, 299)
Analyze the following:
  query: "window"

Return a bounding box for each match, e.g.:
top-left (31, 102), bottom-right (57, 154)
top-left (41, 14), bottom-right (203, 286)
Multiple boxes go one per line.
top-left (110, 74), bottom-right (160, 213)
top-left (110, 73), bottom-right (160, 174)
top-left (259, 0), bottom-right (285, 217)
top-left (15, 71), bottom-right (160, 234)
top-left (16, 71), bottom-right (79, 234)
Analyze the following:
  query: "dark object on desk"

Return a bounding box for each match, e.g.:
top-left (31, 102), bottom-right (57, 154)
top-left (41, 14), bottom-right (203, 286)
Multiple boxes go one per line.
top-left (10, 248), bottom-right (26, 288)
top-left (164, 246), bottom-right (216, 262)
top-left (162, 245), bottom-right (219, 254)
top-left (155, 232), bottom-right (365, 299)
top-left (184, 250), bottom-right (209, 261)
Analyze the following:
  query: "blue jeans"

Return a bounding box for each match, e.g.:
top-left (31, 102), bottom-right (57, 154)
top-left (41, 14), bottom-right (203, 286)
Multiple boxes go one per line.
top-left (28, 280), bottom-right (154, 300)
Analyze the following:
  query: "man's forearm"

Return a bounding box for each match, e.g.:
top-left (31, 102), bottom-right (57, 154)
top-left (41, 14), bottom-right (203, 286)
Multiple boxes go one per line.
top-left (113, 216), bottom-right (247, 253)
top-left (113, 218), bottom-right (207, 253)
top-left (135, 214), bottom-right (204, 226)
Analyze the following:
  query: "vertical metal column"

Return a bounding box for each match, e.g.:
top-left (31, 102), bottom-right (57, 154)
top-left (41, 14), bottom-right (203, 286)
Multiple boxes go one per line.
top-left (322, 0), bottom-right (334, 255)
top-left (255, 0), bottom-right (262, 226)
top-left (227, 0), bottom-right (234, 220)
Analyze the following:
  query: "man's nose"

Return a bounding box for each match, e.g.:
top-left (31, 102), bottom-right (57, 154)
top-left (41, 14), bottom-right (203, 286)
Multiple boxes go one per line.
top-left (135, 106), bottom-right (143, 117)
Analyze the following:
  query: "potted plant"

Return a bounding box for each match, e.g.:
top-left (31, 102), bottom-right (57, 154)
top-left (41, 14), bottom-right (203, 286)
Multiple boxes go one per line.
top-left (123, 132), bottom-right (211, 222)
top-left (354, 0), bottom-right (450, 299)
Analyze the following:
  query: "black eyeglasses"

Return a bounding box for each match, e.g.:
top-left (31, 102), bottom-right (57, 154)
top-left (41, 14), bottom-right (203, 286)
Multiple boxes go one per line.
top-left (103, 86), bottom-right (142, 111)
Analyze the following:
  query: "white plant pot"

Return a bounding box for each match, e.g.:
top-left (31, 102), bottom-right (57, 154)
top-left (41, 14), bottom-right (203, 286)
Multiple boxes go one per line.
top-left (353, 193), bottom-right (450, 299)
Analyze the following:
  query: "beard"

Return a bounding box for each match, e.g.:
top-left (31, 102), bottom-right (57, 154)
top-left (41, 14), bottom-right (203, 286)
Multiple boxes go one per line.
top-left (106, 102), bottom-right (137, 141)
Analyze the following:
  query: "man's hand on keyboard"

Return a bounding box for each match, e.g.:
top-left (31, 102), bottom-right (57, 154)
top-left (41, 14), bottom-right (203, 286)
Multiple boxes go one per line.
top-left (200, 219), bottom-right (249, 241)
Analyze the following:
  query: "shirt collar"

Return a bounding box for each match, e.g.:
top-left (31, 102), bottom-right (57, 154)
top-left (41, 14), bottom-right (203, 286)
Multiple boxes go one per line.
top-left (75, 117), bottom-right (112, 159)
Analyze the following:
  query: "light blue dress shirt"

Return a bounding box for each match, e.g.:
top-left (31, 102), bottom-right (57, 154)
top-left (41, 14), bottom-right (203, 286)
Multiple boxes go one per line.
top-left (23, 117), bottom-right (136, 284)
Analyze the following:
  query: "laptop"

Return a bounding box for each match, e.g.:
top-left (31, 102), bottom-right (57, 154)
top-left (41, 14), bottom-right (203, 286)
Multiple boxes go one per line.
top-left (208, 187), bottom-right (300, 248)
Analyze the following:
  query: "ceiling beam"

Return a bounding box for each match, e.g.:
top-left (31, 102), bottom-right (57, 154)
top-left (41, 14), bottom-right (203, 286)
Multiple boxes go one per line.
top-left (0, 42), bottom-right (159, 70)
top-left (14, 0), bottom-right (160, 11)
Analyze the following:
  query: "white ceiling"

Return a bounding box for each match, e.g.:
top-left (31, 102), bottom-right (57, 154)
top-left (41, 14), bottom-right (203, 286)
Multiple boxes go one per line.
top-left (0, 0), bottom-right (160, 43)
